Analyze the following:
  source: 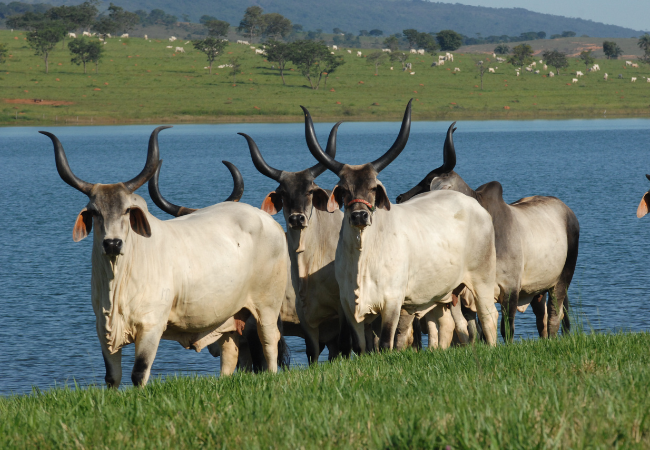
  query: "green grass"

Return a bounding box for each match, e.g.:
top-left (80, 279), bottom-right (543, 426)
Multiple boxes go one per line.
top-left (1, 332), bottom-right (649, 448)
top-left (1, 30), bottom-right (650, 126)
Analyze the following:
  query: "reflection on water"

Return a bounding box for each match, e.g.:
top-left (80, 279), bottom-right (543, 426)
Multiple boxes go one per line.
top-left (1, 118), bottom-right (649, 394)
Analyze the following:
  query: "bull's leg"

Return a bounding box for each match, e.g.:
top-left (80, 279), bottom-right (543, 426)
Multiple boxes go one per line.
top-left (547, 285), bottom-right (569, 337)
top-left (217, 332), bottom-right (240, 376)
top-left (449, 299), bottom-right (470, 345)
top-left (132, 328), bottom-right (163, 387)
top-left (427, 305), bottom-right (455, 349)
top-left (475, 286), bottom-right (499, 346)
top-left (350, 320), bottom-right (366, 354)
top-left (461, 305), bottom-right (478, 343)
top-left (425, 312), bottom-right (439, 350)
top-left (101, 346), bottom-right (122, 388)
top-left (530, 293), bottom-right (548, 338)
top-left (379, 302), bottom-right (401, 350)
top-left (326, 337), bottom-right (340, 361)
top-left (301, 323), bottom-right (321, 365)
top-left (256, 314), bottom-right (280, 373)
top-left (393, 314), bottom-right (415, 350)
top-left (338, 315), bottom-right (352, 358)
top-left (500, 290), bottom-right (519, 342)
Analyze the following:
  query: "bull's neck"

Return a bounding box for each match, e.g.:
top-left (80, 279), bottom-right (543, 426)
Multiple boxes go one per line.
top-left (340, 208), bottom-right (386, 254)
top-left (453, 177), bottom-right (478, 201)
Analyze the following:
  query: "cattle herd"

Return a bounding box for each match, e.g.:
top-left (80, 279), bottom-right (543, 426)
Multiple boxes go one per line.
top-left (43, 100), bottom-right (587, 388)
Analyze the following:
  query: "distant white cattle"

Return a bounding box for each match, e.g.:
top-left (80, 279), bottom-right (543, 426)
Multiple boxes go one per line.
top-left (169, 36), bottom-right (177, 42)
top-left (357, 51), bottom-right (362, 57)
top-left (626, 61), bottom-right (632, 66)
top-left (631, 77), bottom-right (637, 82)
top-left (82, 31), bottom-right (91, 37)
top-left (347, 49), bottom-right (352, 54)
top-left (604, 73), bottom-right (608, 81)
top-left (382, 49), bottom-right (391, 53)
top-left (572, 78), bottom-right (578, 83)
top-left (144, 34), bottom-right (148, 40)
top-left (332, 45), bottom-right (338, 50)
top-left (488, 68), bottom-right (495, 73)
top-left (121, 33), bottom-right (129, 38)
top-left (453, 67), bottom-right (460, 72)
top-left (68, 32), bottom-right (77, 38)
top-left (543, 64), bottom-right (548, 70)
top-left (410, 72), bottom-right (415, 75)
top-left (417, 49), bottom-right (425, 55)
top-left (549, 72), bottom-right (555, 77)
top-left (166, 46), bottom-right (173, 49)
top-left (256, 49), bottom-right (265, 54)
top-left (410, 49), bottom-right (417, 54)
top-left (534, 70), bottom-right (540, 74)
top-left (632, 63), bottom-right (639, 68)
top-left (175, 47), bottom-right (185, 53)
top-left (576, 71), bottom-right (584, 77)
top-left (526, 67), bottom-right (532, 72)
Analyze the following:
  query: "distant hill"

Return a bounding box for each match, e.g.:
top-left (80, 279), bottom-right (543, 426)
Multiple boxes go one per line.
top-left (14, 0), bottom-right (643, 38)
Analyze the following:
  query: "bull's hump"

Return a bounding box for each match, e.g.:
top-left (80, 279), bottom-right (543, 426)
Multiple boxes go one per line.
top-left (476, 181), bottom-right (504, 204)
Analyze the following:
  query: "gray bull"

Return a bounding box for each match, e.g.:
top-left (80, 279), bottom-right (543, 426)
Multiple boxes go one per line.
top-left (42, 126), bottom-right (288, 387)
top-left (396, 123), bottom-right (579, 340)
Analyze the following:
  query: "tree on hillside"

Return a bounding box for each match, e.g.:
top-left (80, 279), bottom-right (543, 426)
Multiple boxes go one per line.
top-left (264, 40), bottom-right (293, 85)
top-left (92, 17), bottom-right (119, 40)
top-left (107, 3), bottom-right (140, 34)
top-left (290, 40), bottom-right (336, 89)
top-left (403, 28), bottom-right (419, 49)
top-left (561, 31), bottom-right (576, 37)
top-left (494, 43), bottom-right (510, 54)
top-left (359, 30), bottom-right (369, 37)
top-left (322, 53), bottom-right (345, 87)
top-left (417, 32), bottom-right (438, 55)
top-left (0, 43), bottom-right (7, 64)
top-left (475, 59), bottom-right (488, 90)
top-left (229, 56), bottom-right (241, 83)
top-left (603, 41), bottom-right (623, 59)
top-left (6, 11), bottom-right (47, 30)
top-left (638, 34), bottom-right (650, 64)
top-left (436, 29), bottom-right (463, 51)
top-left (205, 19), bottom-right (230, 38)
top-left (200, 15), bottom-right (217, 24)
top-left (45, 6), bottom-right (82, 49)
top-left (367, 51), bottom-right (388, 75)
top-left (263, 13), bottom-right (292, 40)
top-left (383, 35), bottom-right (399, 51)
top-left (390, 51), bottom-right (409, 69)
top-left (26, 22), bottom-right (66, 73)
top-left (578, 50), bottom-right (595, 71)
top-left (542, 49), bottom-right (568, 75)
top-left (192, 37), bottom-right (227, 74)
top-left (237, 6), bottom-right (265, 43)
top-left (68, 37), bottom-right (102, 73)
top-left (369, 29), bottom-right (383, 37)
top-left (508, 43), bottom-right (534, 69)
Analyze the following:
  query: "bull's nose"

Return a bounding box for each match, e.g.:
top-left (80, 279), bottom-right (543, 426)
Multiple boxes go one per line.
top-left (102, 239), bottom-right (123, 256)
top-left (288, 214), bottom-right (307, 229)
top-left (350, 210), bottom-right (370, 227)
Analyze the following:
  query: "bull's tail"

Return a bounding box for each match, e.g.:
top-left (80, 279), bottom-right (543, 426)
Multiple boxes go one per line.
top-left (562, 295), bottom-right (571, 335)
top-left (412, 317), bottom-right (423, 350)
top-left (277, 316), bottom-right (291, 369)
top-left (338, 315), bottom-right (352, 358)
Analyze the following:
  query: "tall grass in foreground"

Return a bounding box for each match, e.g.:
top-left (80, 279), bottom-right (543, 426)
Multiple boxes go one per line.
top-left (1, 332), bottom-right (649, 449)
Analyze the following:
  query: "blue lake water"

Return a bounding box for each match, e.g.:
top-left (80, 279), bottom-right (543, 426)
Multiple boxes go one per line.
top-left (1, 118), bottom-right (650, 395)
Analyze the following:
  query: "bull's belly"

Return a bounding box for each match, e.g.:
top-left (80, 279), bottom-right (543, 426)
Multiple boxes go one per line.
top-left (167, 294), bottom-right (245, 332)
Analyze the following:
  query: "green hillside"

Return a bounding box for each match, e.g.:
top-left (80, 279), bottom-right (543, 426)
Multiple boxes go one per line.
top-left (15, 0), bottom-right (643, 38)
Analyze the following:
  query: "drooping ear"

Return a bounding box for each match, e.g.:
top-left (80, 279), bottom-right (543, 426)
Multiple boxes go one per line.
top-left (327, 185), bottom-right (344, 213)
top-left (129, 207), bottom-right (152, 237)
top-left (637, 192), bottom-right (650, 218)
top-left (261, 191), bottom-right (283, 215)
top-left (312, 187), bottom-right (330, 212)
top-left (375, 184), bottom-right (391, 211)
top-left (72, 208), bottom-right (93, 242)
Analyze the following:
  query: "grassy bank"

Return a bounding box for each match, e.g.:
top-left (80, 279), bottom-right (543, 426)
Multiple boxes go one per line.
top-left (1, 30), bottom-right (650, 126)
top-left (1, 332), bottom-right (649, 448)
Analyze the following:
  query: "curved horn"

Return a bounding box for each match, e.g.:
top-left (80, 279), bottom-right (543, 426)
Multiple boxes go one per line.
top-left (646, 174), bottom-right (650, 182)
top-left (39, 131), bottom-right (94, 195)
top-left (148, 160), bottom-right (196, 217)
top-left (370, 99), bottom-right (413, 173)
top-left (222, 161), bottom-right (244, 202)
top-left (124, 126), bottom-right (172, 192)
top-left (435, 122), bottom-right (457, 174)
top-left (238, 133), bottom-right (283, 181)
top-left (302, 106), bottom-right (341, 177)
top-left (301, 106), bottom-right (344, 175)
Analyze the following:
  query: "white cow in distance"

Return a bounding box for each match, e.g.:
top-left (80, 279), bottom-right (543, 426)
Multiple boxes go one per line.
top-left (357, 51), bottom-right (362, 57)
top-left (488, 68), bottom-right (495, 73)
top-left (166, 46), bottom-right (173, 49)
top-left (572, 78), bottom-right (579, 83)
top-left (626, 61), bottom-right (632, 66)
top-left (604, 73), bottom-right (608, 81)
top-left (549, 72), bottom-right (555, 77)
top-left (144, 34), bottom-right (148, 40)
top-left (410, 49), bottom-right (417, 54)
top-left (576, 71), bottom-right (584, 77)
top-left (68, 32), bottom-right (77, 38)
top-left (169, 36), bottom-right (177, 42)
top-left (83, 31), bottom-right (91, 37)
top-left (332, 45), bottom-right (338, 50)
top-left (121, 33), bottom-right (129, 38)
top-left (454, 67), bottom-right (460, 72)
top-left (417, 49), bottom-right (425, 55)
top-left (347, 49), bottom-right (352, 54)
top-left (175, 47), bottom-right (185, 53)
top-left (631, 77), bottom-right (637, 82)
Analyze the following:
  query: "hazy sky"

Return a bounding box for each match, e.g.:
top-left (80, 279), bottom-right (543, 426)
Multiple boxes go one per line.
top-left (454, 0), bottom-right (649, 32)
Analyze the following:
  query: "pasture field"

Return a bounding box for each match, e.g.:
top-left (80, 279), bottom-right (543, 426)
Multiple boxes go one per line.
top-left (1, 332), bottom-right (649, 449)
top-left (1, 30), bottom-right (650, 125)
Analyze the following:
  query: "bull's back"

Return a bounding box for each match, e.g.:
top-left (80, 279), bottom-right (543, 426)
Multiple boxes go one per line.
top-left (165, 202), bottom-right (287, 330)
top-left (509, 196), bottom-right (575, 294)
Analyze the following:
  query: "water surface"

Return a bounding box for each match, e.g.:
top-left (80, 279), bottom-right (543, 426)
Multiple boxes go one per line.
top-left (1, 118), bottom-right (649, 395)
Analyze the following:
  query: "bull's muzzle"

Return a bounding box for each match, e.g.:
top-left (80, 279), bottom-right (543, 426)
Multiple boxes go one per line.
top-left (288, 213), bottom-right (307, 230)
top-left (102, 238), bottom-right (123, 256)
top-left (350, 210), bottom-right (371, 228)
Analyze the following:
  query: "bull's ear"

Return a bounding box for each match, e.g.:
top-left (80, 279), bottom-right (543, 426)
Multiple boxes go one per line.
top-left (261, 191), bottom-right (283, 215)
top-left (637, 192), bottom-right (650, 218)
top-left (376, 184), bottom-right (391, 211)
top-left (327, 185), bottom-right (344, 213)
top-left (72, 208), bottom-right (93, 242)
top-left (130, 207), bottom-right (152, 237)
top-left (312, 187), bottom-right (330, 212)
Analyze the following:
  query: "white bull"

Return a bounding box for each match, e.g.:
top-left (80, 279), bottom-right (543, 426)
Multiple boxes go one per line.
top-left (307, 101), bottom-right (499, 351)
top-left (41, 127), bottom-right (288, 387)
